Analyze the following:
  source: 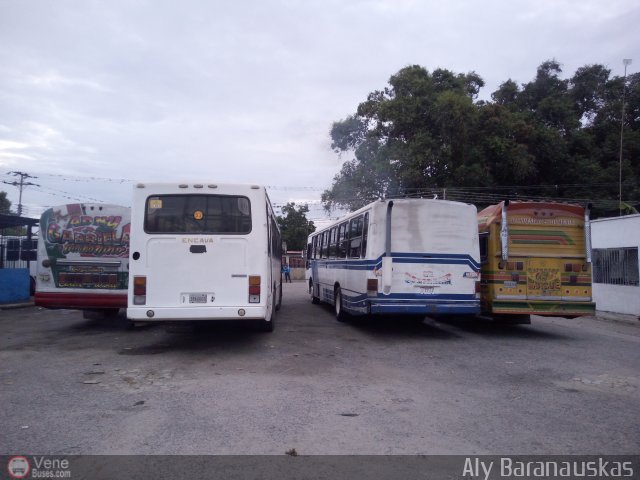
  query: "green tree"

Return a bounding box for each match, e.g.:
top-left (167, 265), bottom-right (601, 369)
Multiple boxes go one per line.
top-left (0, 191), bottom-right (12, 214)
top-left (570, 64), bottom-right (610, 125)
top-left (276, 203), bottom-right (315, 251)
top-left (323, 60), bottom-right (640, 216)
top-left (324, 65), bottom-right (484, 211)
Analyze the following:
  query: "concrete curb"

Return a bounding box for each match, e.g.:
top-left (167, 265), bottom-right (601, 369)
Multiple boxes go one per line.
top-left (594, 310), bottom-right (640, 327)
top-left (0, 298), bottom-right (35, 310)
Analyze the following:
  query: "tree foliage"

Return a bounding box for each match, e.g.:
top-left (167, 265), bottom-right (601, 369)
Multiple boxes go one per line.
top-left (323, 61), bottom-right (640, 217)
top-left (276, 203), bottom-right (316, 251)
top-left (0, 191), bottom-right (12, 214)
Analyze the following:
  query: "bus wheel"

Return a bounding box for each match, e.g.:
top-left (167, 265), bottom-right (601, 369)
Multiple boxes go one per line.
top-left (495, 314), bottom-right (531, 325)
top-left (310, 280), bottom-right (319, 304)
top-left (275, 282), bottom-right (282, 311)
top-left (259, 319), bottom-right (275, 332)
top-left (334, 287), bottom-right (348, 322)
top-left (259, 291), bottom-right (277, 332)
top-left (103, 308), bottom-right (120, 318)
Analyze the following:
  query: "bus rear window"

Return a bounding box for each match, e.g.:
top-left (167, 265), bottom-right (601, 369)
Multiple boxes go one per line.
top-left (145, 195), bottom-right (252, 234)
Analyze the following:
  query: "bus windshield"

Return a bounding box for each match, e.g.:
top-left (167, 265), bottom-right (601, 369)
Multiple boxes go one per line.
top-left (144, 194), bottom-right (252, 234)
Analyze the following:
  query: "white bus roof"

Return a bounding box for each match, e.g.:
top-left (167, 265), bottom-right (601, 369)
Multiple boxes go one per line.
top-left (134, 182), bottom-right (267, 192)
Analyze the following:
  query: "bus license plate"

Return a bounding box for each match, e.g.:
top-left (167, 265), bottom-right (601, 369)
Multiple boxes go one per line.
top-left (189, 294), bottom-right (208, 304)
top-left (417, 286), bottom-right (435, 294)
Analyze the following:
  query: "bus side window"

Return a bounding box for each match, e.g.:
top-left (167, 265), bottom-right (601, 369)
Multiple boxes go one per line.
top-left (329, 227), bottom-right (337, 258)
top-left (6, 239), bottom-right (20, 261)
top-left (272, 221), bottom-right (280, 258)
top-left (266, 205), bottom-right (272, 257)
top-left (479, 232), bottom-right (488, 264)
top-left (361, 213), bottom-right (369, 258)
top-left (342, 222), bottom-right (350, 258)
top-left (337, 222), bottom-right (348, 259)
top-left (20, 239), bottom-right (37, 261)
top-left (321, 232), bottom-right (329, 259)
top-left (348, 216), bottom-right (363, 258)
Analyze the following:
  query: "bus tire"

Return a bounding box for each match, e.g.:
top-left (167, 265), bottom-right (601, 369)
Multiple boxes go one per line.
top-left (259, 290), bottom-right (277, 332)
top-left (103, 308), bottom-right (120, 318)
top-left (275, 282), bottom-right (282, 311)
top-left (259, 319), bottom-right (275, 332)
top-left (334, 286), bottom-right (348, 322)
top-left (495, 314), bottom-right (531, 325)
top-left (310, 280), bottom-right (319, 304)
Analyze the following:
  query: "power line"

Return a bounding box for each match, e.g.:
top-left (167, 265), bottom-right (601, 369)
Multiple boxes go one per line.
top-left (3, 171), bottom-right (40, 216)
top-left (4, 170), bottom-right (636, 216)
top-left (33, 172), bottom-right (135, 184)
top-left (31, 184), bottom-right (108, 204)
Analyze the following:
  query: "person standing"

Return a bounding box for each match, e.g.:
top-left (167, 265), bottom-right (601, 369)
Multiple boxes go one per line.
top-left (283, 263), bottom-right (292, 283)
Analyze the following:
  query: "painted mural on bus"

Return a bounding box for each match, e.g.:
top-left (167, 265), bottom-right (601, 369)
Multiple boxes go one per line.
top-left (35, 203), bottom-right (131, 312)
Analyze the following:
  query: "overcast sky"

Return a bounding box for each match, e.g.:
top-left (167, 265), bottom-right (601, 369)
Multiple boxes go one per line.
top-left (1, 0), bottom-right (638, 223)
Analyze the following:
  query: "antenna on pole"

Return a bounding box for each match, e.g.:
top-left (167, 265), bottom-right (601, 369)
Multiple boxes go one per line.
top-left (3, 171), bottom-right (40, 216)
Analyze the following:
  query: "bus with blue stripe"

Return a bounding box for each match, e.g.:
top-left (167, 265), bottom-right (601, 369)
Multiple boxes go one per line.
top-left (306, 198), bottom-right (481, 320)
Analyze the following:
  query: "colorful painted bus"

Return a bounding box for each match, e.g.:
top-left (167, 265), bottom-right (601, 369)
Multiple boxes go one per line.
top-left (477, 200), bottom-right (595, 321)
top-left (35, 203), bottom-right (130, 315)
top-left (306, 198), bottom-right (481, 320)
top-left (126, 183), bottom-right (282, 332)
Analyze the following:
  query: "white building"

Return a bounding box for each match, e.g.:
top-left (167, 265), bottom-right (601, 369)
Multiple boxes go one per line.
top-left (590, 214), bottom-right (640, 315)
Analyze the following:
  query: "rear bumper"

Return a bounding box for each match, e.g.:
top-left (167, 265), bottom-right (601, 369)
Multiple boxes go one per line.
top-left (369, 300), bottom-right (479, 315)
top-left (127, 305), bottom-right (268, 321)
top-left (341, 292), bottom-right (480, 316)
top-left (490, 299), bottom-right (596, 317)
top-left (35, 292), bottom-right (126, 310)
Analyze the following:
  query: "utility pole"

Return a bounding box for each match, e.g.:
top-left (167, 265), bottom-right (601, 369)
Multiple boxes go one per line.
top-left (3, 171), bottom-right (40, 216)
top-left (619, 58), bottom-right (632, 216)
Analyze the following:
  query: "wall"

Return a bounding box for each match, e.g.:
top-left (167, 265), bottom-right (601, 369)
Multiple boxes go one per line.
top-left (591, 215), bottom-right (640, 315)
top-left (0, 268), bottom-right (30, 303)
top-left (290, 268), bottom-right (306, 281)
top-left (283, 251), bottom-right (305, 281)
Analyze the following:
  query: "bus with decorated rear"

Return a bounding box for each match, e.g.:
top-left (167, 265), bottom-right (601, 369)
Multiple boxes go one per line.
top-left (35, 203), bottom-right (130, 316)
top-left (477, 200), bottom-right (595, 321)
top-left (126, 182), bottom-right (282, 331)
top-left (306, 198), bottom-right (481, 320)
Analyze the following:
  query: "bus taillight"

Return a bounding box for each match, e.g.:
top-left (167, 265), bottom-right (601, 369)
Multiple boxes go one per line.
top-left (249, 275), bottom-right (261, 303)
top-left (133, 276), bottom-right (147, 305)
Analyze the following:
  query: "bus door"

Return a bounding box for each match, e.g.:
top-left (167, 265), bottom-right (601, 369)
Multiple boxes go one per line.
top-left (142, 194), bottom-right (253, 308)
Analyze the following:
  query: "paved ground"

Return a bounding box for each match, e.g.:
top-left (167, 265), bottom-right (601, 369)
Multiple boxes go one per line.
top-left (1, 281), bottom-right (639, 455)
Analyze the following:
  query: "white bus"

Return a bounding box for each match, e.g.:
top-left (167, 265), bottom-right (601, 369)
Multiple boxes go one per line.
top-left (127, 182), bottom-right (282, 331)
top-left (35, 203), bottom-right (131, 315)
top-left (306, 198), bottom-right (481, 320)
